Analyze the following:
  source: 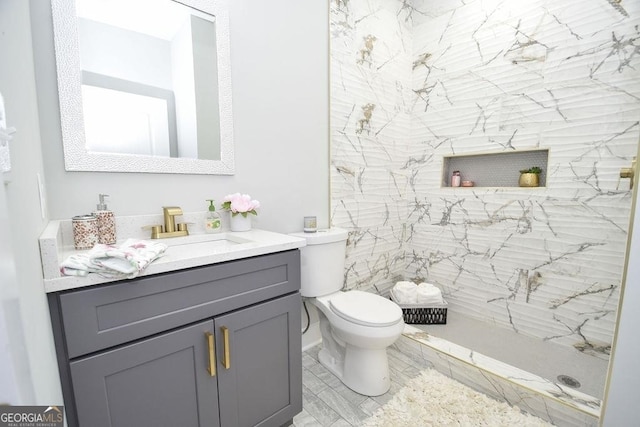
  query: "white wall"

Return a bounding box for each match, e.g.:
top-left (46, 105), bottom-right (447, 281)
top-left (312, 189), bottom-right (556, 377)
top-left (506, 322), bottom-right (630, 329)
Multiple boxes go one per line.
top-left (601, 150), bottom-right (640, 424)
top-left (0, 171), bottom-right (34, 405)
top-left (78, 19), bottom-right (173, 89)
top-left (31, 0), bottom-right (330, 233)
top-left (0, 0), bottom-right (63, 406)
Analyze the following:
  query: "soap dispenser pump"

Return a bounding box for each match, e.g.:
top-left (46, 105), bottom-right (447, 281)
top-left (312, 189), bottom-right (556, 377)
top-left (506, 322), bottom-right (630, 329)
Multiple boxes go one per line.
top-left (205, 199), bottom-right (222, 233)
top-left (93, 194), bottom-right (116, 244)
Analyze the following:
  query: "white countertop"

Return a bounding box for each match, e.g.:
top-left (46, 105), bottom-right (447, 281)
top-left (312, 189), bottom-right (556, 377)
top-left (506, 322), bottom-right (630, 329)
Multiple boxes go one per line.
top-left (39, 214), bottom-right (306, 293)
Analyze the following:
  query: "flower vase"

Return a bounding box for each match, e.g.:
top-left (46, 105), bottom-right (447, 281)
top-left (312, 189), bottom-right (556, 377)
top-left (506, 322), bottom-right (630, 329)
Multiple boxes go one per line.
top-left (230, 214), bottom-right (252, 232)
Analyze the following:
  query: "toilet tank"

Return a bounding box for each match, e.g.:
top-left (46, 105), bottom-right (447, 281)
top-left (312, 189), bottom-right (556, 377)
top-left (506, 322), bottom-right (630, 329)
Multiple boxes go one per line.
top-left (290, 228), bottom-right (348, 297)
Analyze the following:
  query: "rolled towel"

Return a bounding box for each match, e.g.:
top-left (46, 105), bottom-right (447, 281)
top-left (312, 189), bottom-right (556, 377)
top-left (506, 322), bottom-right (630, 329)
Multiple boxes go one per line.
top-left (392, 281), bottom-right (418, 304)
top-left (416, 282), bottom-right (444, 305)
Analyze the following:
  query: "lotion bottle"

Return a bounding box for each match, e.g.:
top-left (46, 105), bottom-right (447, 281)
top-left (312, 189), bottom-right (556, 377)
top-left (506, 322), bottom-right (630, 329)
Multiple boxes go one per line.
top-left (451, 170), bottom-right (461, 187)
top-left (93, 194), bottom-right (117, 244)
top-left (205, 199), bottom-right (222, 233)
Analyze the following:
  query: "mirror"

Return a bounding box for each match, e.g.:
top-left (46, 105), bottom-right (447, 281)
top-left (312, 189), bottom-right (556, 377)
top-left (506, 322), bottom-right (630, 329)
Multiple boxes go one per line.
top-left (51, 0), bottom-right (234, 174)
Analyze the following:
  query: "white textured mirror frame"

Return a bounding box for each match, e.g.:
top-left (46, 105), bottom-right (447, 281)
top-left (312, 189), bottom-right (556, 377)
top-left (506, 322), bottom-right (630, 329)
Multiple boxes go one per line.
top-left (51, 0), bottom-right (235, 175)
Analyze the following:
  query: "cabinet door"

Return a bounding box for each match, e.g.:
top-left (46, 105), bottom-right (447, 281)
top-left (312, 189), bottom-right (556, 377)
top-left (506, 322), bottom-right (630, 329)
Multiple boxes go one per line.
top-left (216, 293), bottom-right (302, 427)
top-left (70, 320), bottom-right (219, 427)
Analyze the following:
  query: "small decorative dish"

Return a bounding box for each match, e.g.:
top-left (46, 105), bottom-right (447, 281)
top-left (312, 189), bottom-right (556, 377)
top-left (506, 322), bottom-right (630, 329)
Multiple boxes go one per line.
top-left (461, 180), bottom-right (474, 187)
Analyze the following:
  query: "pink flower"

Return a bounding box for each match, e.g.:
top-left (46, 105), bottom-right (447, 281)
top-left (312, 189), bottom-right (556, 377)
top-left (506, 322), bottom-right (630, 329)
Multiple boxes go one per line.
top-left (222, 193), bottom-right (260, 217)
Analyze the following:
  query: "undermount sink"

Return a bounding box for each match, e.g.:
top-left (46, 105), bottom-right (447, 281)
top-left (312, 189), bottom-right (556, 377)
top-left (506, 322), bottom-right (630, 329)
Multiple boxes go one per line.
top-left (161, 232), bottom-right (254, 254)
top-left (161, 232), bottom-right (253, 247)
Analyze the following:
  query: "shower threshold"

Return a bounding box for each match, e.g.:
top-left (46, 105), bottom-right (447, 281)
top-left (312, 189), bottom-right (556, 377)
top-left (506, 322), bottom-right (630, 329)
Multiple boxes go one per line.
top-left (396, 317), bottom-right (603, 426)
top-left (413, 310), bottom-right (608, 398)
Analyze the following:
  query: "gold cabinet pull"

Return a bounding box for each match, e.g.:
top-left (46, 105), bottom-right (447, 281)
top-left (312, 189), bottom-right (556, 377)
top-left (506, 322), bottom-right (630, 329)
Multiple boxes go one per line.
top-left (221, 326), bottom-right (231, 369)
top-left (205, 332), bottom-right (216, 377)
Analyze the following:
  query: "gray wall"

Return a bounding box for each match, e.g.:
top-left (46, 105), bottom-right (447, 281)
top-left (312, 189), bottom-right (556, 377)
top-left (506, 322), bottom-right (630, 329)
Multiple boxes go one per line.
top-left (32, 0), bottom-right (330, 233)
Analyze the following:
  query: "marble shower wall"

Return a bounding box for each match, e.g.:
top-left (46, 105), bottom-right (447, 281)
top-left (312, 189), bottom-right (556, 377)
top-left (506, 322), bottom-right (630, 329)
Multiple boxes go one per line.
top-left (330, 0), bottom-right (413, 293)
top-left (408, 0), bottom-right (640, 355)
top-left (331, 0), bottom-right (640, 355)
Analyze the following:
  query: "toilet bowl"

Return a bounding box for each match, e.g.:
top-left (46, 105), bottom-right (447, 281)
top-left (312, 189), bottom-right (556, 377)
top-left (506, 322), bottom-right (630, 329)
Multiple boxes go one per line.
top-left (311, 290), bottom-right (404, 395)
top-left (291, 228), bottom-right (405, 396)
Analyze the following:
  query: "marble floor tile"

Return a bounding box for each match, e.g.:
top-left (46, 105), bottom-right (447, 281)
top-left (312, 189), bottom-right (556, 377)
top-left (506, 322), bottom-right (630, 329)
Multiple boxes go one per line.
top-left (316, 387), bottom-right (370, 426)
top-left (295, 344), bottom-right (405, 426)
top-left (301, 384), bottom-right (341, 426)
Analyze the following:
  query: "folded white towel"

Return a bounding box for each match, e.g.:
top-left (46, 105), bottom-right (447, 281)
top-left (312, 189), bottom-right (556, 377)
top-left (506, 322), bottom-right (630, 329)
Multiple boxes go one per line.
top-left (60, 239), bottom-right (167, 279)
top-left (416, 282), bottom-right (444, 305)
top-left (392, 281), bottom-right (418, 304)
top-left (59, 254), bottom-right (102, 277)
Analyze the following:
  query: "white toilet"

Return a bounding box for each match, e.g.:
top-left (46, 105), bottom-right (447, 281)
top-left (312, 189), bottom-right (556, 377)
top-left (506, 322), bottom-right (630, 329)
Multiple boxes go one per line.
top-left (292, 228), bottom-right (405, 396)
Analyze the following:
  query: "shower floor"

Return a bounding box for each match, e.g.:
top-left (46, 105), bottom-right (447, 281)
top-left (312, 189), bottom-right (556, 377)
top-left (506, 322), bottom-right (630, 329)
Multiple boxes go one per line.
top-left (414, 310), bottom-right (609, 399)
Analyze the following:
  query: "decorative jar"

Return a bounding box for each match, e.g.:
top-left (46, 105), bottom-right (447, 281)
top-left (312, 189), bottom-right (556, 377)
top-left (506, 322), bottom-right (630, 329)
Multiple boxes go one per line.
top-left (518, 173), bottom-right (540, 187)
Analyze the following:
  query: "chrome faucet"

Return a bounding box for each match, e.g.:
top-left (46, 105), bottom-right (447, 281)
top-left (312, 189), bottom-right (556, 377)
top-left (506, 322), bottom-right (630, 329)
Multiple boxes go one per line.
top-left (148, 206), bottom-right (189, 239)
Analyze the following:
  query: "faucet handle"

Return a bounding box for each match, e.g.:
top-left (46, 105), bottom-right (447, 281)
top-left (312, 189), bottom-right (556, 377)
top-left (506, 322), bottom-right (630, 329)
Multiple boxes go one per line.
top-left (142, 225), bottom-right (164, 239)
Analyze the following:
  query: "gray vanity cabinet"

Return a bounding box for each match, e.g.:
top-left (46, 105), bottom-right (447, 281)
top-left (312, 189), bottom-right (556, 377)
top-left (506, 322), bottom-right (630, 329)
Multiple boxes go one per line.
top-left (70, 320), bottom-right (220, 427)
top-left (48, 250), bottom-right (302, 427)
top-left (216, 294), bottom-right (300, 427)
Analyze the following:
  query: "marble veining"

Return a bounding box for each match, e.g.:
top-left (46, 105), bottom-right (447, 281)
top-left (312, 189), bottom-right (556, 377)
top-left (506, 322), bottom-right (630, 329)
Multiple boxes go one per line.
top-left (330, 0), bottom-right (640, 363)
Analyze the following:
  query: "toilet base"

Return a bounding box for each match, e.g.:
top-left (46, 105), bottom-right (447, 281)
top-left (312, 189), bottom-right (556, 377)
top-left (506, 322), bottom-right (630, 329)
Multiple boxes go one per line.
top-left (343, 346), bottom-right (391, 396)
top-left (317, 347), bottom-right (344, 379)
top-left (318, 344), bottom-right (391, 396)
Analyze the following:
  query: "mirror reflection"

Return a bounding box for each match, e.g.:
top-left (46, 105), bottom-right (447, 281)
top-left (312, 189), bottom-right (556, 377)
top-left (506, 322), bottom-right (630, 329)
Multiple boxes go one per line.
top-left (76, 0), bottom-right (220, 160)
top-left (51, 0), bottom-right (234, 174)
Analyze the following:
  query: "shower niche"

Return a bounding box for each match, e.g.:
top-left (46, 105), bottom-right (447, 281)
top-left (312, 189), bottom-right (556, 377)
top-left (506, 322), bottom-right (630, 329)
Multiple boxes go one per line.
top-left (442, 149), bottom-right (549, 188)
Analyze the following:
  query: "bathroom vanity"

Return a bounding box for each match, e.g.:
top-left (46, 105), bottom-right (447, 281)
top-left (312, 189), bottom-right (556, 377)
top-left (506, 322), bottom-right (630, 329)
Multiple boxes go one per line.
top-left (40, 222), bottom-right (306, 427)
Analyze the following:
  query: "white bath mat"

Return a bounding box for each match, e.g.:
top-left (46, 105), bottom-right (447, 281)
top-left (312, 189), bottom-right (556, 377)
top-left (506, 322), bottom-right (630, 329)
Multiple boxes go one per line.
top-left (362, 369), bottom-right (552, 427)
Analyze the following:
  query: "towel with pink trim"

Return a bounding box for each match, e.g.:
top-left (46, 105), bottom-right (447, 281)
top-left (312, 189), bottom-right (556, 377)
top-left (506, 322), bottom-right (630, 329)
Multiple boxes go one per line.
top-left (60, 239), bottom-right (167, 279)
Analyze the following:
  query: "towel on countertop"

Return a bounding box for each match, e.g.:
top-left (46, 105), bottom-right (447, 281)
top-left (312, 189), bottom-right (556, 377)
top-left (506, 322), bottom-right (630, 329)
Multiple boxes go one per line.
top-left (392, 281), bottom-right (418, 304)
top-left (416, 282), bottom-right (444, 305)
top-left (60, 239), bottom-right (167, 279)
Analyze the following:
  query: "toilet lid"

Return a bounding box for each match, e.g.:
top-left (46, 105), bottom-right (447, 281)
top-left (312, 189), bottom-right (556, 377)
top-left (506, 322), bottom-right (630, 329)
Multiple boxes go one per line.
top-left (329, 290), bottom-right (402, 327)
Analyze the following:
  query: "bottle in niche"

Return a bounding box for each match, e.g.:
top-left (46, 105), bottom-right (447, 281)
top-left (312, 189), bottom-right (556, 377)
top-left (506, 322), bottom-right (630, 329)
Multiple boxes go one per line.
top-left (205, 199), bottom-right (222, 233)
top-left (93, 194), bottom-right (116, 244)
top-left (451, 171), bottom-right (461, 187)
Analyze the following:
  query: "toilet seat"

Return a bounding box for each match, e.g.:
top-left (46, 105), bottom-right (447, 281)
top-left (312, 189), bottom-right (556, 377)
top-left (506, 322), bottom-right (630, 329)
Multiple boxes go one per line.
top-left (329, 290), bottom-right (402, 327)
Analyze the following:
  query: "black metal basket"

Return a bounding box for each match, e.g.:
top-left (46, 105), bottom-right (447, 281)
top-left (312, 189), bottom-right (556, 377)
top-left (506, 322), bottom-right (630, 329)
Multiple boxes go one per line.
top-left (390, 290), bottom-right (448, 324)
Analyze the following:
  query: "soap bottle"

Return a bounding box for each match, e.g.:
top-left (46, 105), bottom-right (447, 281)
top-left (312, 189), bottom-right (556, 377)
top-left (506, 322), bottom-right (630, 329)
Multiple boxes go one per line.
top-left (205, 199), bottom-right (222, 233)
top-left (93, 194), bottom-right (117, 244)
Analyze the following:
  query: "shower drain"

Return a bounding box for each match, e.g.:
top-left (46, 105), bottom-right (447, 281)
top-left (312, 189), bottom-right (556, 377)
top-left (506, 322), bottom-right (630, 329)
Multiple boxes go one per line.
top-left (557, 375), bottom-right (581, 389)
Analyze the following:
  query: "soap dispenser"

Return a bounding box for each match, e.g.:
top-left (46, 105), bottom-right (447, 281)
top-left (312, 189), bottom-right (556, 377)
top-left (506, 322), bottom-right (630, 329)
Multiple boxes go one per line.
top-left (93, 194), bottom-right (116, 244)
top-left (205, 199), bottom-right (222, 233)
